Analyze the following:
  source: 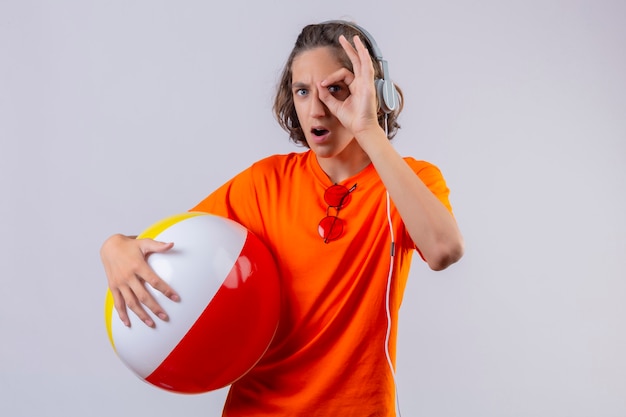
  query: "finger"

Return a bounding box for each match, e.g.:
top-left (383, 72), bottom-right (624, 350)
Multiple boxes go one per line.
top-left (136, 239), bottom-right (180, 302)
top-left (317, 83), bottom-right (340, 115)
top-left (338, 35), bottom-right (361, 76)
top-left (338, 35), bottom-right (372, 78)
top-left (120, 283), bottom-right (156, 328)
top-left (320, 68), bottom-right (355, 89)
top-left (351, 36), bottom-right (375, 80)
top-left (138, 238), bottom-right (174, 256)
top-left (130, 264), bottom-right (176, 320)
top-left (136, 260), bottom-right (180, 303)
top-left (111, 288), bottom-right (131, 327)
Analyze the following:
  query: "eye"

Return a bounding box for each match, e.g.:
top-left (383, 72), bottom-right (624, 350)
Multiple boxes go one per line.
top-left (294, 88), bottom-right (308, 97)
top-left (328, 84), bottom-right (350, 101)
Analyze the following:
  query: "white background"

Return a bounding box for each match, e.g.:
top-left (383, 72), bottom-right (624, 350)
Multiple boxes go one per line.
top-left (1, 1), bottom-right (625, 416)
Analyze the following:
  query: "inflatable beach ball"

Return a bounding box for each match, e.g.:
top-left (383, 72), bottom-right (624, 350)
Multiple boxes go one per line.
top-left (104, 212), bottom-right (281, 394)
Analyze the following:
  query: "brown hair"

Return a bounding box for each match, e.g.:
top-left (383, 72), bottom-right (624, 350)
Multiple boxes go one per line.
top-left (273, 21), bottom-right (404, 147)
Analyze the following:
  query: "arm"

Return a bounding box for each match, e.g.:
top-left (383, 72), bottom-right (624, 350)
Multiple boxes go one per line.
top-left (355, 131), bottom-right (464, 270)
top-left (319, 35), bottom-right (464, 270)
top-left (100, 234), bottom-right (180, 327)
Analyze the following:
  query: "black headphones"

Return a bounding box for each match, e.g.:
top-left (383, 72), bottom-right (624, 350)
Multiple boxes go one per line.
top-left (322, 20), bottom-right (400, 114)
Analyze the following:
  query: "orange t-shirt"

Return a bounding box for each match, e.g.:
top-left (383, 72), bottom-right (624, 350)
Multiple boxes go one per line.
top-left (191, 150), bottom-right (452, 417)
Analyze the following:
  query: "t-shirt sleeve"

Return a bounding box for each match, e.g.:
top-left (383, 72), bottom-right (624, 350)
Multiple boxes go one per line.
top-left (408, 159), bottom-right (453, 215)
top-left (403, 158), bottom-right (454, 260)
top-left (188, 164), bottom-right (263, 234)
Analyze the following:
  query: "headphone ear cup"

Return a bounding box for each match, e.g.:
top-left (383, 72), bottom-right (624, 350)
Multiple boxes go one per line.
top-left (376, 78), bottom-right (399, 114)
top-left (375, 78), bottom-right (386, 112)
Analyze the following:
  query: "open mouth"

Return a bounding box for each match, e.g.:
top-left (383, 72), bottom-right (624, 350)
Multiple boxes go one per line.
top-left (311, 128), bottom-right (329, 137)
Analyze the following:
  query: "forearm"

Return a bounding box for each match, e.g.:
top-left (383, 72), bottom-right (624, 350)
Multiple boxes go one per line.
top-left (357, 127), bottom-right (464, 270)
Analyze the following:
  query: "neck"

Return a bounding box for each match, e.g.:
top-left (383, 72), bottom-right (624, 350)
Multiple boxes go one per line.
top-left (315, 145), bottom-right (371, 184)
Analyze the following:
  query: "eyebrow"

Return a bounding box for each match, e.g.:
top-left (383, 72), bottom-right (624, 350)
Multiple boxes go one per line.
top-left (292, 82), bottom-right (310, 90)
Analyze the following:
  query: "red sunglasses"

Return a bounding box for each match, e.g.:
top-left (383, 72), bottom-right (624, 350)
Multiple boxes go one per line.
top-left (318, 183), bottom-right (357, 243)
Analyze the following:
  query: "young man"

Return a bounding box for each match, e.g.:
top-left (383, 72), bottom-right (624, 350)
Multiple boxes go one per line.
top-left (101, 21), bottom-right (464, 416)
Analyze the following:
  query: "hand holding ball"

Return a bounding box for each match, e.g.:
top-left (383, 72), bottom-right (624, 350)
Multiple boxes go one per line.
top-left (104, 212), bottom-right (281, 394)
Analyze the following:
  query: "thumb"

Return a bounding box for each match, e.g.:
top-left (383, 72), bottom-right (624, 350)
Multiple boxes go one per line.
top-left (317, 82), bottom-right (342, 115)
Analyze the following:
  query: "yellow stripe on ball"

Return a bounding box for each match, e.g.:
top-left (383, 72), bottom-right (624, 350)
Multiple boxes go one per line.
top-left (137, 211), bottom-right (207, 240)
top-left (104, 290), bottom-right (116, 350)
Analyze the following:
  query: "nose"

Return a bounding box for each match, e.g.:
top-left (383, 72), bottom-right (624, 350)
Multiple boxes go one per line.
top-left (309, 89), bottom-right (327, 118)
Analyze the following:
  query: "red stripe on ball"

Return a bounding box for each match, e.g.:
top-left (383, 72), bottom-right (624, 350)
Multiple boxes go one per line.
top-left (145, 232), bottom-right (280, 393)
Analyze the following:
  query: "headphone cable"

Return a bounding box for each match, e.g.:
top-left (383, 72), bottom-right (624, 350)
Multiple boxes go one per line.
top-left (384, 190), bottom-right (402, 417)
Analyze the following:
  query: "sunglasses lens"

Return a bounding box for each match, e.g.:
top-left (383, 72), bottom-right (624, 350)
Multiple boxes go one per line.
top-left (324, 184), bottom-right (352, 207)
top-left (318, 216), bottom-right (344, 242)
